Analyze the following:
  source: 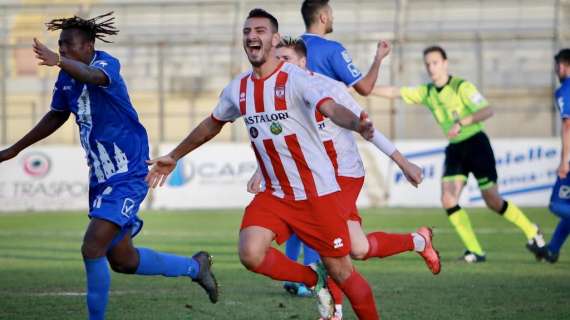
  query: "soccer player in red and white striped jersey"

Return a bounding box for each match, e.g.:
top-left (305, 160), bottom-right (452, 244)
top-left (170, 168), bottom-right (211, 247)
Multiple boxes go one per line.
top-left (147, 9), bottom-right (380, 319)
top-left (246, 36), bottom-right (441, 320)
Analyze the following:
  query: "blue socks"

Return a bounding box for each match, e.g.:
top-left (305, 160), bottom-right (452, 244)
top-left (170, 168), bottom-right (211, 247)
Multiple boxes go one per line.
top-left (548, 218), bottom-right (570, 254)
top-left (84, 257), bottom-right (110, 320)
top-left (285, 234), bottom-right (302, 261)
top-left (135, 247), bottom-right (200, 279)
top-left (285, 233), bottom-right (320, 265)
top-left (302, 243), bottom-right (320, 265)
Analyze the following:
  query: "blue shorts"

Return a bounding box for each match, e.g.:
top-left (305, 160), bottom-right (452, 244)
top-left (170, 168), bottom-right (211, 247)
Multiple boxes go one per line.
top-left (550, 175), bottom-right (570, 220)
top-left (89, 177), bottom-right (149, 247)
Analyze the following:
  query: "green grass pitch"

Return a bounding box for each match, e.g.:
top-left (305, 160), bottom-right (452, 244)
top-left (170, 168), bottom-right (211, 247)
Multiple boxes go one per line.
top-left (0, 208), bottom-right (569, 319)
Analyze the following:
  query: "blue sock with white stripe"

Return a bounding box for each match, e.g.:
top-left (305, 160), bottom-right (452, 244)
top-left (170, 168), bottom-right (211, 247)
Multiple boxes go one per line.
top-left (135, 248), bottom-right (200, 279)
top-left (84, 257), bottom-right (110, 320)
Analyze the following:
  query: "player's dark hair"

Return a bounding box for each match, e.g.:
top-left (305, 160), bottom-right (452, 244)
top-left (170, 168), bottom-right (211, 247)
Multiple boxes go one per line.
top-left (301, 0), bottom-right (329, 29)
top-left (277, 36), bottom-right (307, 58)
top-left (555, 49), bottom-right (570, 65)
top-left (423, 46), bottom-right (447, 60)
top-left (45, 11), bottom-right (118, 43)
top-left (247, 8), bottom-right (279, 32)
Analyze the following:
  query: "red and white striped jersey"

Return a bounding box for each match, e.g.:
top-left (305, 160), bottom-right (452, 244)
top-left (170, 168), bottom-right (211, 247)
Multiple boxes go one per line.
top-left (212, 62), bottom-right (340, 200)
top-left (313, 72), bottom-right (366, 178)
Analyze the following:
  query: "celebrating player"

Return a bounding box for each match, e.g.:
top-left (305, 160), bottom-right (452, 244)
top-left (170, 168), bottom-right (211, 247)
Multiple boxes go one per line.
top-left (535, 48), bottom-right (570, 263)
top-left (0, 13), bottom-right (218, 320)
top-left (373, 45), bottom-right (546, 262)
top-left (147, 9), bottom-right (383, 319)
top-left (247, 37), bottom-right (441, 320)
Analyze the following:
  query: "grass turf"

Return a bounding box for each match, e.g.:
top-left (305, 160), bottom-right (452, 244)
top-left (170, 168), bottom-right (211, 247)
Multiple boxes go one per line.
top-left (0, 208), bottom-right (568, 319)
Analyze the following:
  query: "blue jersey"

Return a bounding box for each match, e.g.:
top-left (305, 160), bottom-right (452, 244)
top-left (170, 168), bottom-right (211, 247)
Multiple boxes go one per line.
top-left (556, 77), bottom-right (570, 119)
top-left (51, 50), bottom-right (150, 188)
top-left (301, 33), bottom-right (363, 87)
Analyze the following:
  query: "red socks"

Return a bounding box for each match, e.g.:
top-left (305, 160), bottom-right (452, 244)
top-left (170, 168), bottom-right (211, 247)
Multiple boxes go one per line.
top-left (338, 269), bottom-right (379, 320)
top-left (364, 232), bottom-right (414, 259)
top-left (252, 247), bottom-right (317, 287)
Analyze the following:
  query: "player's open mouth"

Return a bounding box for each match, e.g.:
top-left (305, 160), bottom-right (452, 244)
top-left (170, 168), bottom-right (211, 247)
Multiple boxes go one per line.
top-left (247, 42), bottom-right (262, 54)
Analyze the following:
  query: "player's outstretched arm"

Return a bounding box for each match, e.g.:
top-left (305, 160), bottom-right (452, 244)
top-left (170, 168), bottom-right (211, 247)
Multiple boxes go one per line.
top-left (146, 116), bottom-right (225, 188)
top-left (353, 40), bottom-right (391, 96)
top-left (389, 151), bottom-right (423, 188)
top-left (319, 101), bottom-right (374, 140)
top-left (448, 106), bottom-right (494, 139)
top-left (371, 86), bottom-right (402, 99)
top-left (0, 110), bottom-right (70, 163)
top-left (33, 38), bottom-right (108, 86)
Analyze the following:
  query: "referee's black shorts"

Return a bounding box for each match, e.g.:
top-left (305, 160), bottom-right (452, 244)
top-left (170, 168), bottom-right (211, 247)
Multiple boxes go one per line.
top-left (442, 131), bottom-right (497, 190)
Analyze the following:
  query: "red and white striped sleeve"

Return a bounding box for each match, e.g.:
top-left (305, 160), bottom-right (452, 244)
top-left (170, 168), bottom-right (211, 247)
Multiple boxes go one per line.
top-left (211, 82), bottom-right (242, 124)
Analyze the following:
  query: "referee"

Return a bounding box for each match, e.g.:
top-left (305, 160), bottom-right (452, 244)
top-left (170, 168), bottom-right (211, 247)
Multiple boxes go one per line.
top-left (374, 45), bottom-right (546, 263)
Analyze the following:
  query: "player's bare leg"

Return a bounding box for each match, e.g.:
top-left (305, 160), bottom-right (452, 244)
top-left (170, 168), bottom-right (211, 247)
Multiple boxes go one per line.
top-left (481, 185), bottom-right (545, 256)
top-left (442, 180), bottom-right (486, 262)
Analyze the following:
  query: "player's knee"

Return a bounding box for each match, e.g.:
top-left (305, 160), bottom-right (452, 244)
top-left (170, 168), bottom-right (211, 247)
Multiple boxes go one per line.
top-left (108, 259), bottom-right (137, 274)
top-left (550, 202), bottom-right (570, 220)
top-left (441, 193), bottom-right (457, 209)
top-left (350, 241), bottom-right (369, 260)
top-left (81, 241), bottom-right (106, 259)
top-left (323, 258), bottom-right (353, 283)
top-left (327, 265), bottom-right (352, 284)
top-left (238, 244), bottom-right (265, 270)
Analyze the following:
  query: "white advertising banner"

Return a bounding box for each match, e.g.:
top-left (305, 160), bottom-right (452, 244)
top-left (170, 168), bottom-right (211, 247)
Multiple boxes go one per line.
top-left (152, 143), bottom-right (258, 209)
top-left (0, 139), bottom-right (558, 211)
top-left (363, 138), bottom-right (559, 207)
top-left (0, 146), bottom-right (89, 211)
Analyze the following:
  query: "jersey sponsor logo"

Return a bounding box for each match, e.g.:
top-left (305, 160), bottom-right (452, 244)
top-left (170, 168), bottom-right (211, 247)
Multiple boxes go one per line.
top-left (250, 126), bottom-right (259, 138)
top-left (270, 121), bottom-right (283, 135)
top-left (244, 112), bottom-right (289, 125)
top-left (333, 237), bottom-right (344, 249)
top-left (121, 198), bottom-right (135, 217)
top-left (558, 97), bottom-right (565, 111)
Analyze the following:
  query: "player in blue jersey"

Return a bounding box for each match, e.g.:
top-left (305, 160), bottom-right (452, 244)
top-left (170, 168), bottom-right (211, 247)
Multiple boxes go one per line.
top-left (300, 0), bottom-right (390, 95)
top-left (0, 12), bottom-right (217, 319)
top-left (532, 49), bottom-right (570, 263)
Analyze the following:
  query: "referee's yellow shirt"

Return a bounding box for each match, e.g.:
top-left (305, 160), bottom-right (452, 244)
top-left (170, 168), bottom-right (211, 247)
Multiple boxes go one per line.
top-left (400, 76), bottom-right (489, 143)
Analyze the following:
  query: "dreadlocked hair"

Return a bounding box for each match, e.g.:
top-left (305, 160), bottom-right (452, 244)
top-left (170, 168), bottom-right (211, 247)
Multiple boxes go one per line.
top-left (45, 11), bottom-right (118, 43)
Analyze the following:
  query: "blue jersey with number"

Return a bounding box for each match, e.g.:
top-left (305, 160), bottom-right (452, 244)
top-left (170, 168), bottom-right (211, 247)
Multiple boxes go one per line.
top-left (301, 33), bottom-right (363, 87)
top-left (556, 77), bottom-right (570, 119)
top-left (50, 50), bottom-right (150, 188)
